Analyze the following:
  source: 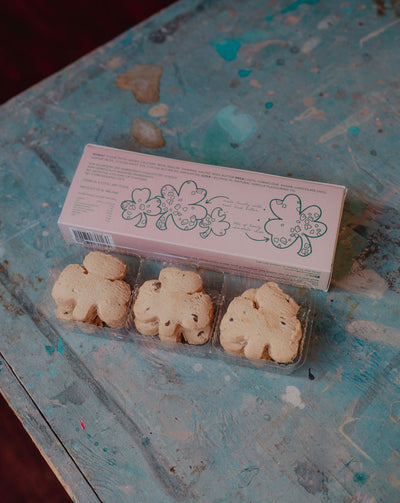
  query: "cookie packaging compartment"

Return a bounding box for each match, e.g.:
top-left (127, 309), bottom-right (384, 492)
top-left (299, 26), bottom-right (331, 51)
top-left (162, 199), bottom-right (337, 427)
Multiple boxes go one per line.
top-left (41, 248), bottom-right (315, 373)
top-left (212, 274), bottom-right (314, 372)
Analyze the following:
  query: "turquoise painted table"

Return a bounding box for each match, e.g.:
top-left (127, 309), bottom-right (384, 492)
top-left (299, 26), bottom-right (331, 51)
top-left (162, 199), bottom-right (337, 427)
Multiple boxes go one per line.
top-left (1, 1), bottom-right (400, 501)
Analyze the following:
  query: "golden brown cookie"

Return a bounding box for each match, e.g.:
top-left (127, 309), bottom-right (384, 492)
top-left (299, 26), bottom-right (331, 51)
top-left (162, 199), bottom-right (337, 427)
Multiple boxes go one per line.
top-left (51, 251), bottom-right (131, 328)
top-left (133, 267), bottom-right (214, 344)
top-left (219, 282), bottom-right (302, 363)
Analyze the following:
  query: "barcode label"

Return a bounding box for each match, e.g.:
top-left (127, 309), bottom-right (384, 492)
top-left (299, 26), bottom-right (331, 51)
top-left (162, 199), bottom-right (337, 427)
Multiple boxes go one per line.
top-left (71, 228), bottom-right (114, 248)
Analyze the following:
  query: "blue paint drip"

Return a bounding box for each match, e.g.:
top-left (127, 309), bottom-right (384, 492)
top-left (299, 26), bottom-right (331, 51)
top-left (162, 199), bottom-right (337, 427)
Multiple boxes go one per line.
top-left (348, 126), bottom-right (360, 135)
top-left (353, 472), bottom-right (369, 485)
top-left (212, 39), bottom-right (241, 61)
top-left (45, 345), bottom-right (55, 356)
top-left (281, 0), bottom-right (319, 14)
top-left (57, 338), bottom-right (65, 355)
top-left (238, 69), bottom-right (253, 78)
top-left (213, 30), bottom-right (273, 62)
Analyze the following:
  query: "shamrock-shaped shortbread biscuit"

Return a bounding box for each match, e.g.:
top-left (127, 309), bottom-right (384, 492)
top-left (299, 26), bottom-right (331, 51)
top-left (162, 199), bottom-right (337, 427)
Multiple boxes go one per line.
top-left (52, 252), bottom-right (131, 328)
top-left (133, 267), bottom-right (214, 344)
top-left (220, 282), bottom-right (302, 363)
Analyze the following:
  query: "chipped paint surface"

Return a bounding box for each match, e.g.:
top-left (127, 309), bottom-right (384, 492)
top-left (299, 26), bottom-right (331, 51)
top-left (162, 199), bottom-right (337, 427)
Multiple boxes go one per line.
top-left (334, 264), bottom-right (388, 299)
top-left (1, 0), bottom-right (400, 501)
top-left (282, 386), bottom-right (305, 409)
top-left (347, 320), bottom-right (400, 348)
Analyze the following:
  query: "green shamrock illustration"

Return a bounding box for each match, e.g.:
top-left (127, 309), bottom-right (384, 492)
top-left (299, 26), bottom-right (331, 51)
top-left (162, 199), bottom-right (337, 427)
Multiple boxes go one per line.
top-left (156, 181), bottom-right (207, 231)
top-left (199, 207), bottom-right (230, 239)
top-left (264, 194), bottom-right (327, 257)
top-left (121, 188), bottom-right (161, 227)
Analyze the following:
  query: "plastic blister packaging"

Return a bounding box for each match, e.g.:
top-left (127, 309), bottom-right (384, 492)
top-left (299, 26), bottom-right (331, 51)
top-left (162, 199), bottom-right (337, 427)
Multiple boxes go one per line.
top-left (212, 274), bottom-right (314, 373)
top-left (41, 247), bottom-right (315, 373)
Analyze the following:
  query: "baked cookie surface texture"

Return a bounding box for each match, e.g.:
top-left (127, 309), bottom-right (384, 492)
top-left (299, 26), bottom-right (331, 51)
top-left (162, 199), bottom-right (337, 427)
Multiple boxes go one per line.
top-left (133, 267), bottom-right (214, 345)
top-left (220, 282), bottom-right (302, 363)
top-left (51, 251), bottom-right (131, 328)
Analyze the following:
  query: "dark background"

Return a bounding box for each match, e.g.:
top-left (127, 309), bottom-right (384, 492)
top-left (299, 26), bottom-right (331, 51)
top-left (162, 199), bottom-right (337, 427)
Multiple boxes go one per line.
top-left (0, 1), bottom-right (175, 104)
top-left (0, 2), bottom-right (173, 502)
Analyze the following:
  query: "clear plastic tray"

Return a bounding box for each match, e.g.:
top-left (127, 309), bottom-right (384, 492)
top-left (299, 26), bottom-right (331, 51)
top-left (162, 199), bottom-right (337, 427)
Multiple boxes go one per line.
top-left (41, 248), bottom-right (315, 374)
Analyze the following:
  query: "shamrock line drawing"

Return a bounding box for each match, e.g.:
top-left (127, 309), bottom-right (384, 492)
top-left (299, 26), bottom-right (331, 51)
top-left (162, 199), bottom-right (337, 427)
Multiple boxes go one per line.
top-left (199, 207), bottom-right (230, 239)
top-left (121, 188), bottom-right (161, 227)
top-left (264, 193), bottom-right (327, 257)
top-left (156, 180), bottom-right (207, 231)
top-left (120, 180), bottom-right (231, 238)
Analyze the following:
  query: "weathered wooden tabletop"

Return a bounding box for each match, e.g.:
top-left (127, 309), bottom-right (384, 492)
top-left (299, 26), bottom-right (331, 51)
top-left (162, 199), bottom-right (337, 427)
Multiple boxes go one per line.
top-left (1, 0), bottom-right (400, 501)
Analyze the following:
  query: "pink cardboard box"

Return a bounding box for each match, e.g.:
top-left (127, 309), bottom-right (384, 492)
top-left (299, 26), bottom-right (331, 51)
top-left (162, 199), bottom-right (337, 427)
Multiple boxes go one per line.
top-left (58, 144), bottom-right (346, 290)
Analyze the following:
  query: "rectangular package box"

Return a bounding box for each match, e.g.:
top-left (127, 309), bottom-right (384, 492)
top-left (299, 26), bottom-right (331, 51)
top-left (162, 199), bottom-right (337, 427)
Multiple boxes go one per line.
top-left (58, 144), bottom-right (346, 290)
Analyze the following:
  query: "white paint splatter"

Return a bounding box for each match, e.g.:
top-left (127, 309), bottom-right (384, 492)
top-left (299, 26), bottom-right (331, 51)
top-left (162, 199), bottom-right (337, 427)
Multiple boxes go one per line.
top-left (2, 220), bottom-right (41, 245)
top-left (290, 106), bottom-right (325, 123)
top-left (322, 366), bottom-right (343, 392)
top-left (353, 491), bottom-right (376, 503)
top-left (301, 37), bottom-right (321, 56)
top-left (389, 401), bottom-right (400, 423)
top-left (317, 15), bottom-right (339, 30)
top-left (388, 474), bottom-right (400, 488)
top-left (339, 417), bottom-right (373, 462)
top-left (360, 18), bottom-right (400, 47)
top-left (249, 79), bottom-right (262, 89)
top-left (106, 56), bottom-right (123, 69)
top-left (130, 117), bottom-right (165, 149)
top-left (334, 265), bottom-right (387, 299)
top-left (316, 107), bottom-right (374, 143)
top-left (224, 375), bottom-right (231, 382)
top-left (241, 39), bottom-right (289, 64)
top-left (193, 363), bottom-right (203, 372)
top-left (117, 485), bottom-right (136, 496)
top-left (148, 103), bottom-right (169, 117)
top-left (347, 320), bottom-right (400, 348)
top-left (282, 385), bottom-right (305, 409)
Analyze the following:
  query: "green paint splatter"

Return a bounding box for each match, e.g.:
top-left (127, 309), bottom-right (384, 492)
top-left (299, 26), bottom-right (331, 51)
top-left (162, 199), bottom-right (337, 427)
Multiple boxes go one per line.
top-left (45, 345), bottom-right (55, 356)
top-left (211, 39), bottom-right (241, 61)
top-left (348, 126), bottom-right (360, 135)
top-left (281, 0), bottom-right (319, 14)
top-left (238, 69), bottom-right (253, 78)
top-left (353, 472), bottom-right (369, 485)
top-left (57, 338), bottom-right (65, 355)
top-left (265, 102), bottom-right (274, 109)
